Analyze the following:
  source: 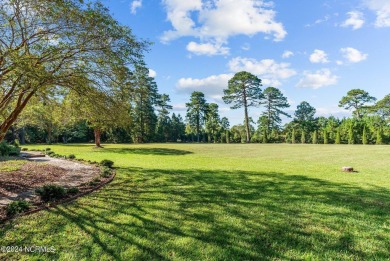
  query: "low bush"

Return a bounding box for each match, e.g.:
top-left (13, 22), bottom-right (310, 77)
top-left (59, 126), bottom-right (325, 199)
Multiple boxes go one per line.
top-left (68, 154), bottom-right (76, 159)
top-left (6, 200), bottom-right (30, 217)
top-left (67, 187), bottom-right (79, 194)
top-left (46, 151), bottom-right (55, 156)
top-left (21, 148), bottom-right (28, 151)
top-left (100, 159), bottom-right (114, 168)
top-left (35, 185), bottom-right (67, 202)
top-left (45, 148), bottom-right (51, 151)
top-left (0, 141), bottom-right (20, 156)
top-left (101, 167), bottom-right (112, 178)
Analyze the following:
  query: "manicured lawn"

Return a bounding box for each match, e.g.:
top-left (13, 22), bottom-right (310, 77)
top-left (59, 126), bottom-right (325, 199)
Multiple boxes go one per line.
top-left (1, 143), bottom-right (390, 260)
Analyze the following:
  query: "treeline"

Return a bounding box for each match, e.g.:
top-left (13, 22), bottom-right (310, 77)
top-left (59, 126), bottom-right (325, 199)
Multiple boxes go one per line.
top-left (5, 84), bottom-right (390, 145)
top-left (1, 1), bottom-right (389, 146)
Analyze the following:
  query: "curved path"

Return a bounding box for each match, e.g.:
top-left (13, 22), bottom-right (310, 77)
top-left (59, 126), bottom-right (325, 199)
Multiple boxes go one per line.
top-left (0, 154), bottom-right (100, 206)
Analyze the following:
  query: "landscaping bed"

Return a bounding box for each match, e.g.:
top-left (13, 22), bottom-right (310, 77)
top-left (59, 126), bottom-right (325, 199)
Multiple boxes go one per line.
top-left (0, 155), bottom-right (115, 222)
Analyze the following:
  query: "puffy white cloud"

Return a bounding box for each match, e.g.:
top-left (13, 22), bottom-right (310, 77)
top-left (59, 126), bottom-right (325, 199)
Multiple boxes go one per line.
top-left (316, 106), bottom-right (351, 117)
top-left (161, 0), bottom-right (286, 46)
top-left (296, 69), bottom-right (339, 89)
top-left (364, 0), bottom-right (390, 27)
top-left (148, 69), bottom-right (157, 78)
top-left (340, 47), bottom-right (368, 63)
top-left (282, 50), bottom-right (294, 59)
top-left (228, 57), bottom-right (296, 86)
top-left (309, 49), bottom-right (329, 63)
top-left (186, 41), bottom-right (229, 56)
top-left (160, 0), bottom-right (202, 42)
top-left (130, 0), bottom-right (142, 14)
top-left (176, 74), bottom-right (233, 98)
top-left (341, 11), bottom-right (365, 30)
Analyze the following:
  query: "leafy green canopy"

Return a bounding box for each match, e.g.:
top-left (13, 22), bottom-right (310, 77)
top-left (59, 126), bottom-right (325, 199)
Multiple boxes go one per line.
top-left (0, 0), bottom-right (148, 141)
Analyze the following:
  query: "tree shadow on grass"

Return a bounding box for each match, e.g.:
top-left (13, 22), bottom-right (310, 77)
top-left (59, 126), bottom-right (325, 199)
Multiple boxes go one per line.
top-left (101, 148), bottom-right (193, 156)
top-left (1, 168), bottom-right (390, 260)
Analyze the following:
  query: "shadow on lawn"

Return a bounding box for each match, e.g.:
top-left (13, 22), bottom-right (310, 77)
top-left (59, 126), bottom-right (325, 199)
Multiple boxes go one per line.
top-left (1, 168), bottom-right (390, 260)
top-left (101, 147), bottom-right (193, 156)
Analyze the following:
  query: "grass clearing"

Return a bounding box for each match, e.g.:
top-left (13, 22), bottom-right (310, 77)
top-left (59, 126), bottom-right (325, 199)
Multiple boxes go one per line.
top-left (1, 144), bottom-right (390, 260)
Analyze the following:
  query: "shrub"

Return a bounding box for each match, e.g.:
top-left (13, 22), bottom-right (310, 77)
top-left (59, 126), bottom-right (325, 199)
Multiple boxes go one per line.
top-left (9, 146), bottom-right (21, 156)
top-left (100, 159), bottom-right (114, 168)
top-left (6, 200), bottom-right (30, 217)
top-left (21, 148), bottom-right (28, 151)
top-left (67, 187), bottom-right (79, 194)
top-left (0, 141), bottom-right (20, 156)
top-left (35, 185), bottom-right (67, 201)
top-left (45, 148), bottom-right (51, 151)
top-left (68, 154), bottom-right (76, 159)
top-left (101, 167), bottom-right (112, 178)
top-left (46, 151), bottom-right (55, 156)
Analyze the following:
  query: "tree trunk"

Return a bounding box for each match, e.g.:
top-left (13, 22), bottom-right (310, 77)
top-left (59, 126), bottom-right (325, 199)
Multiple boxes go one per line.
top-left (196, 113), bottom-right (200, 143)
top-left (243, 86), bottom-right (250, 143)
top-left (94, 128), bottom-right (102, 147)
top-left (0, 90), bottom-right (36, 143)
top-left (244, 105), bottom-right (250, 143)
top-left (19, 127), bottom-right (26, 145)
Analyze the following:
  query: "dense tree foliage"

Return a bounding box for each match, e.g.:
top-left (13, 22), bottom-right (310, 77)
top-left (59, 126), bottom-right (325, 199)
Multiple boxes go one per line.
top-left (0, 0), bottom-right (148, 142)
top-left (0, 1), bottom-right (388, 149)
top-left (339, 89), bottom-right (376, 118)
top-left (223, 71), bottom-right (262, 143)
top-left (186, 92), bottom-right (208, 142)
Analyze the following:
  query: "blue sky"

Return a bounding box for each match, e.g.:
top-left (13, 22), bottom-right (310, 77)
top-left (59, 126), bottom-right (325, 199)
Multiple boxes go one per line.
top-left (102, 0), bottom-right (390, 125)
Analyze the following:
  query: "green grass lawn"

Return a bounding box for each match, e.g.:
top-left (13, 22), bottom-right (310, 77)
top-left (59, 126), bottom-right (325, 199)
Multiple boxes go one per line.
top-left (1, 143), bottom-right (390, 260)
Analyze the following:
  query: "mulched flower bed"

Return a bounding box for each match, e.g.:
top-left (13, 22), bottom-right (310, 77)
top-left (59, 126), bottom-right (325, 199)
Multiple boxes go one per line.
top-left (0, 158), bottom-right (115, 222)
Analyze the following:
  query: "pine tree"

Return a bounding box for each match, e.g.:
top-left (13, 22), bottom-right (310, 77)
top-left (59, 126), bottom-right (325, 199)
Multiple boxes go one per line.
top-left (301, 130), bottom-right (306, 144)
top-left (312, 130), bottom-right (318, 144)
top-left (186, 92), bottom-right (208, 142)
top-left (262, 129), bottom-right (268, 144)
top-left (348, 125), bottom-right (354, 144)
top-left (362, 126), bottom-right (368, 145)
top-left (291, 129), bottom-right (296, 144)
top-left (223, 71), bottom-right (262, 143)
top-left (335, 128), bottom-right (341, 144)
top-left (259, 87), bottom-right (291, 133)
top-left (323, 129), bottom-right (328, 144)
top-left (376, 129), bottom-right (383, 145)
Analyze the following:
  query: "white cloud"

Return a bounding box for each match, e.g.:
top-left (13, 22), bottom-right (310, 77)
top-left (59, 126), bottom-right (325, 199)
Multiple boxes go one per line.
top-left (282, 50), bottom-right (294, 59)
top-left (148, 69), bottom-right (157, 78)
top-left (186, 41), bottom-right (229, 56)
top-left (241, 43), bottom-right (251, 51)
top-left (297, 69), bottom-right (339, 89)
top-left (172, 103), bottom-right (187, 111)
top-left (309, 49), bottom-right (329, 63)
top-left (364, 0), bottom-right (390, 27)
top-left (341, 11), bottom-right (365, 30)
top-left (130, 0), bottom-right (142, 14)
top-left (228, 57), bottom-right (296, 87)
top-left (316, 106), bottom-right (351, 117)
top-left (176, 74), bottom-right (233, 98)
top-left (305, 15), bottom-right (330, 27)
top-left (340, 47), bottom-right (368, 63)
top-left (161, 0), bottom-right (287, 49)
